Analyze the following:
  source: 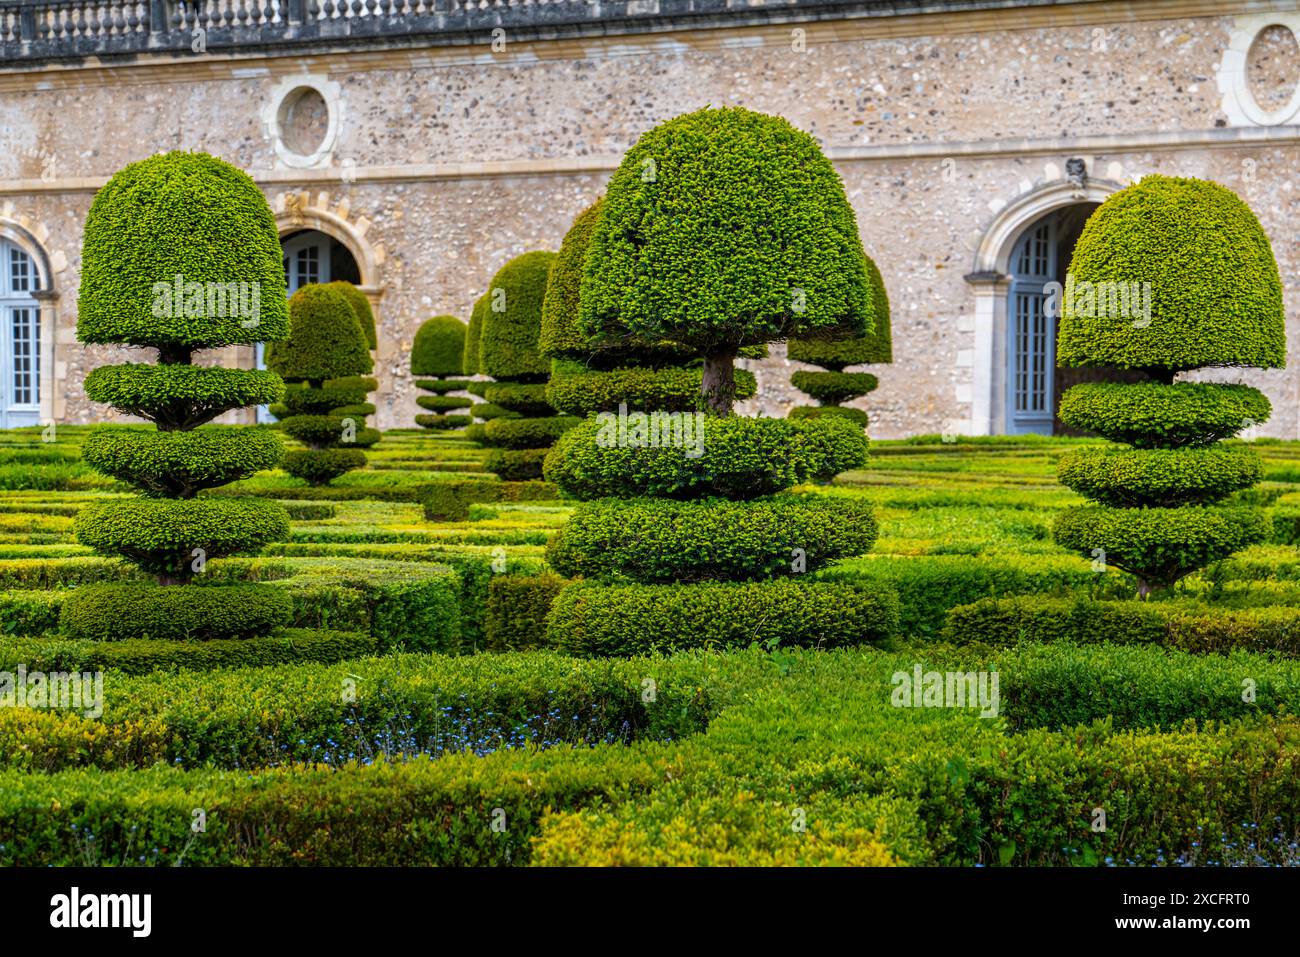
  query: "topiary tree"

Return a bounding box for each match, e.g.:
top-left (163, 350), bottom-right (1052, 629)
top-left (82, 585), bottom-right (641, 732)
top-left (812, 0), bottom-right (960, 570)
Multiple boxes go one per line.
top-left (324, 280), bottom-right (377, 350)
top-left (541, 198), bottom-right (759, 417)
top-left (66, 151), bottom-right (294, 641)
top-left (541, 109), bottom-right (897, 656)
top-left (787, 257), bottom-right (892, 430)
top-left (411, 315), bottom-right (472, 430)
top-left (267, 284), bottom-right (379, 485)
top-left (477, 251), bottom-right (579, 480)
top-left (1052, 175), bottom-right (1284, 596)
top-left (580, 107), bottom-right (879, 415)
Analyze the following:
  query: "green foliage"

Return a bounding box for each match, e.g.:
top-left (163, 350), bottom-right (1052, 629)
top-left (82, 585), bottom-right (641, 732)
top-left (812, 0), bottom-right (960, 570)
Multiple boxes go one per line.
top-left (482, 416), bottom-right (580, 450)
top-left (547, 579), bottom-right (900, 655)
top-left (1057, 444), bottom-right (1262, 507)
top-left (1058, 175), bottom-right (1285, 372)
top-left (267, 285), bottom-right (373, 384)
top-left (946, 594), bottom-right (1300, 659)
top-left (411, 315), bottom-right (466, 376)
top-left (277, 381), bottom-right (370, 416)
top-left (1053, 505), bottom-right (1270, 588)
top-left (788, 405), bottom-right (869, 428)
top-left (80, 426), bottom-right (283, 498)
top-left (77, 151), bottom-right (288, 349)
top-left (479, 251), bottom-right (556, 381)
top-left (60, 582), bottom-right (292, 642)
top-left (548, 494), bottom-right (878, 582)
top-left (546, 366), bottom-right (756, 416)
top-left (540, 199), bottom-right (604, 360)
top-left (544, 415), bottom-right (868, 500)
top-left (485, 574), bottom-right (568, 651)
top-left (414, 379), bottom-right (473, 394)
top-left (422, 480), bottom-right (558, 521)
top-left (580, 107), bottom-right (876, 354)
top-left (463, 295), bottom-right (488, 375)
top-left (282, 448), bottom-right (368, 486)
top-left (790, 370), bottom-right (879, 404)
top-left (416, 414), bottom-right (472, 431)
top-left (324, 281), bottom-right (378, 350)
top-left (415, 395), bottom-right (473, 412)
top-left (1057, 382), bottom-right (1271, 448)
top-left (84, 364), bottom-right (285, 430)
top-left (484, 448), bottom-right (550, 481)
top-left (74, 497), bottom-right (291, 579)
top-left (483, 382), bottom-right (554, 416)
top-left (786, 255), bottom-right (892, 368)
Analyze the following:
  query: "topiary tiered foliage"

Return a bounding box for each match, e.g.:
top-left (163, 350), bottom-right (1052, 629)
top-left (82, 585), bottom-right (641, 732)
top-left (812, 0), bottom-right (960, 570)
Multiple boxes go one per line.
top-left (477, 251), bottom-right (579, 480)
top-left (786, 258), bottom-right (892, 430)
top-left (266, 284), bottom-right (380, 485)
top-left (65, 151), bottom-right (294, 641)
top-left (540, 198), bottom-right (759, 416)
top-left (543, 107), bottom-right (899, 655)
top-left (411, 315), bottom-right (472, 430)
top-left (1053, 175), bottom-right (1285, 597)
top-left (461, 293), bottom-right (512, 443)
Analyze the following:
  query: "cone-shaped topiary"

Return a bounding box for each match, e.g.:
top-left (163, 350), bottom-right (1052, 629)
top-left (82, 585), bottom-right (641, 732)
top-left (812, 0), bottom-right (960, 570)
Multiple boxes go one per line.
top-left (324, 280), bottom-right (377, 350)
top-left (542, 109), bottom-right (896, 656)
top-left (67, 151), bottom-right (292, 641)
top-left (787, 257), bottom-right (891, 429)
top-left (478, 251), bottom-right (578, 479)
top-left (580, 107), bottom-right (879, 415)
top-left (412, 315), bottom-right (472, 430)
top-left (1052, 176), bottom-right (1285, 596)
top-left (268, 285), bottom-right (378, 484)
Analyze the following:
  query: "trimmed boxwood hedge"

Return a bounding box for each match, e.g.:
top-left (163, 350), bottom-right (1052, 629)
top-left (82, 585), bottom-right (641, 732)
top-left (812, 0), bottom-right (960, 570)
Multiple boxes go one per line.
top-left (422, 479), bottom-right (558, 522)
top-left (83, 364), bottom-right (285, 430)
top-left (1058, 175), bottom-right (1286, 372)
top-left (787, 255), bottom-right (893, 369)
top-left (74, 497), bottom-right (292, 577)
top-left (1056, 381), bottom-right (1270, 448)
top-left (546, 366), bottom-right (757, 416)
top-left (544, 415), bottom-right (868, 501)
top-left (463, 295), bottom-right (488, 375)
top-left (415, 378), bottom-right (473, 394)
top-left (547, 494), bottom-right (878, 582)
top-left (479, 251), bottom-right (556, 381)
top-left (283, 448), bottom-right (368, 485)
top-left (416, 414), bottom-right (473, 431)
top-left (60, 582), bottom-right (293, 642)
top-left (1053, 505), bottom-right (1271, 589)
top-left (482, 415), bottom-right (580, 450)
top-left (80, 426), bottom-right (284, 498)
top-left (790, 370), bottom-right (879, 404)
top-left (1056, 444), bottom-right (1262, 508)
top-left (278, 380), bottom-right (371, 416)
top-left (485, 448), bottom-right (551, 482)
top-left (267, 285), bottom-right (374, 386)
top-left (77, 151), bottom-right (288, 350)
top-left (483, 382), bottom-right (553, 416)
top-left (788, 405), bottom-right (869, 428)
top-left (485, 573), bottom-right (568, 651)
top-left (547, 579), bottom-right (900, 655)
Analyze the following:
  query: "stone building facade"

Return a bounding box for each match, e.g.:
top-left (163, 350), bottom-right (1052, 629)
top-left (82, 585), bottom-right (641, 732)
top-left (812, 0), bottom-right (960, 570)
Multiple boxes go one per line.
top-left (2, 0), bottom-right (1300, 437)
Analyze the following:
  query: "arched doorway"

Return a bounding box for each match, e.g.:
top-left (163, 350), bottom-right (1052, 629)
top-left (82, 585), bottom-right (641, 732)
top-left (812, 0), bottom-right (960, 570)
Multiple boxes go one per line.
top-left (1004, 204), bottom-right (1095, 434)
top-left (0, 239), bottom-right (42, 428)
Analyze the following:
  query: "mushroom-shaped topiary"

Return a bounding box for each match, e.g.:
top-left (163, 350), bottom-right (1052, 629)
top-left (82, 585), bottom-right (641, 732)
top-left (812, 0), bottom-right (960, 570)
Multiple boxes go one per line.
top-left (787, 257), bottom-right (892, 429)
top-left (268, 285), bottom-right (379, 484)
top-left (476, 251), bottom-right (578, 479)
top-left (1052, 175), bottom-right (1285, 595)
top-left (324, 280), bottom-right (378, 350)
top-left (411, 315), bottom-right (472, 430)
top-left (67, 151), bottom-right (293, 642)
top-left (580, 107), bottom-right (879, 415)
top-left (541, 109), bottom-right (894, 656)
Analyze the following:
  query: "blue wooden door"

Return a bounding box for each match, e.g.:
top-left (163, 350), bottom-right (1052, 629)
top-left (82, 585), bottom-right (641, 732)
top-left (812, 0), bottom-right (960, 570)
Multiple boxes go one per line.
top-left (1006, 217), bottom-right (1058, 435)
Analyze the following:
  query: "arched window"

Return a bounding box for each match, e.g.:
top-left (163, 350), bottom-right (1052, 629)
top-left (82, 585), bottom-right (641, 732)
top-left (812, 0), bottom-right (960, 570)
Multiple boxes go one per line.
top-left (0, 240), bottom-right (41, 428)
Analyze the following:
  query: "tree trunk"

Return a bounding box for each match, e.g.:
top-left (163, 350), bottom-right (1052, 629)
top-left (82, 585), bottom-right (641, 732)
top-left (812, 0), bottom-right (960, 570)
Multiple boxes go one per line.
top-left (1136, 578), bottom-right (1151, 601)
top-left (158, 344), bottom-right (193, 365)
top-left (701, 349), bottom-right (737, 417)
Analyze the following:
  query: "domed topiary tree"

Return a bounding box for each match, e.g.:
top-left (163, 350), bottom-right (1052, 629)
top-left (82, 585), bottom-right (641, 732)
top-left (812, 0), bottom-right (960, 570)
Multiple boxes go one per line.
top-left (324, 280), bottom-right (377, 350)
top-left (787, 258), bottom-right (892, 430)
top-left (267, 284), bottom-right (380, 485)
top-left (542, 108), bottom-right (897, 655)
top-left (411, 315), bottom-right (472, 430)
top-left (65, 151), bottom-right (294, 641)
top-left (581, 107), bottom-right (879, 416)
top-left (477, 251), bottom-right (579, 480)
top-left (540, 198), bottom-right (759, 417)
top-left (1053, 175), bottom-right (1284, 596)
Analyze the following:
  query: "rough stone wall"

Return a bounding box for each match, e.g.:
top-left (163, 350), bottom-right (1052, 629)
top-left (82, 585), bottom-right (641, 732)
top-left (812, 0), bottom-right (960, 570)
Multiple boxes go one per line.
top-left (3, 2), bottom-right (1299, 436)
